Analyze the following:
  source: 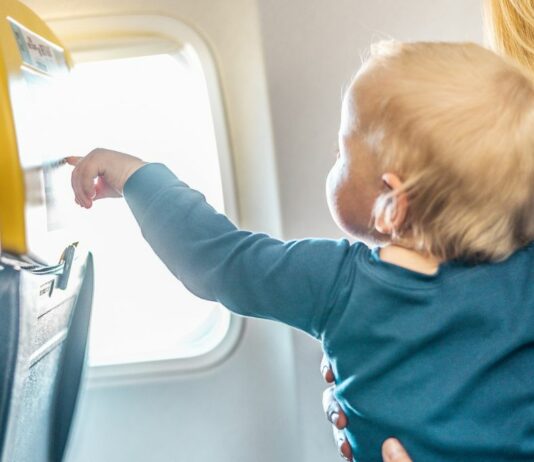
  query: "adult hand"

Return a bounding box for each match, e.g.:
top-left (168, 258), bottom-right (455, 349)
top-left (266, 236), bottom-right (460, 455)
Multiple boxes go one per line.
top-left (321, 355), bottom-right (413, 462)
top-left (321, 355), bottom-right (352, 461)
top-left (382, 438), bottom-right (412, 462)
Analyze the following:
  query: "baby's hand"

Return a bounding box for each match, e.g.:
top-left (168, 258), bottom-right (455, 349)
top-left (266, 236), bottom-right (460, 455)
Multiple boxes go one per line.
top-left (66, 148), bottom-right (146, 208)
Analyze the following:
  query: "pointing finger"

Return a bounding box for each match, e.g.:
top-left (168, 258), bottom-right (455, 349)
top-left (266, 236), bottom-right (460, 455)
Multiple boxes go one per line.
top-left (65, 156), bottom-right (83, 166)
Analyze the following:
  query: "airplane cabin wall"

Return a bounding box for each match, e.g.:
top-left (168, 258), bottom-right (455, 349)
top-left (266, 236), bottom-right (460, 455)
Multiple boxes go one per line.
top-left (23, 1), bottom-right (483, 461)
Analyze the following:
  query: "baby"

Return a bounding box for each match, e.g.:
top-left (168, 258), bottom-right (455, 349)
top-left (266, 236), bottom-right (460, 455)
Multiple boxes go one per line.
top-left (68, 41), bottom-right (534, 461)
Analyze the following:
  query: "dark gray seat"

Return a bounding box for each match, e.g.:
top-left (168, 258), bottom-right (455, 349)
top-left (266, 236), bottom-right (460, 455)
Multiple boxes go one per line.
top-left (0, 253), bottom-right (93, 462)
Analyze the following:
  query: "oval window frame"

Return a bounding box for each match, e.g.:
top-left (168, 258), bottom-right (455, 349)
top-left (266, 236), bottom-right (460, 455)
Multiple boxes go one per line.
top-left (49, 14), bottom-right (244, 385)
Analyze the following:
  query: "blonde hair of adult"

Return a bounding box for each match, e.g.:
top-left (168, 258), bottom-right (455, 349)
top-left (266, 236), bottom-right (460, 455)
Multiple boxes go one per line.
top-left (361, 41), bottom-right (534, 263)
top-left (485, 0), bottom-right (534, 77)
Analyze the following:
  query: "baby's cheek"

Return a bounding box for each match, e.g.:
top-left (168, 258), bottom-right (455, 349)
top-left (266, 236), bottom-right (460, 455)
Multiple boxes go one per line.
top-left (325, 165), bottom-right (341, 211)
top-left (325, 166), bottom-right (352, 231)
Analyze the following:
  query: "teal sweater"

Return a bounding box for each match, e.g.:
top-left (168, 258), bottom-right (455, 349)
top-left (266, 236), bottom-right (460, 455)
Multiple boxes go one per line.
top-left (124, 163), bottom-right (534, 462)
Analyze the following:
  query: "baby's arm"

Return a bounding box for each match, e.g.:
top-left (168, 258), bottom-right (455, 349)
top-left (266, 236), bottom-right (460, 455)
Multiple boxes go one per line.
top-left (69, 149), bottom-right (354, 338)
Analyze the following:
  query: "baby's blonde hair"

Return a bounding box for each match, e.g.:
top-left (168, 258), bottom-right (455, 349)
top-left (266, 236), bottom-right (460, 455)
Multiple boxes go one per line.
top-left (359, 41), bottom-right (534, 262)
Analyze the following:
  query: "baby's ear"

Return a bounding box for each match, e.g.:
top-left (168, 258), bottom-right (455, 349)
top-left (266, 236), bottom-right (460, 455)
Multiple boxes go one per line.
top-left (372, 172), bottom-right (406, 235)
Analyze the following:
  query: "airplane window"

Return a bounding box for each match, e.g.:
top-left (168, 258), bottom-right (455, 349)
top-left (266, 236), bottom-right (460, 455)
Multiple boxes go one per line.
top-left (68, 53), bottom-right (232, 367)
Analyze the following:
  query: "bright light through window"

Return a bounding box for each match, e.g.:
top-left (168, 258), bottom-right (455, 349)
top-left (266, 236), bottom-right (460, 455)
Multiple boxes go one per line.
top-left (69, 52), bottom-right (231, 366)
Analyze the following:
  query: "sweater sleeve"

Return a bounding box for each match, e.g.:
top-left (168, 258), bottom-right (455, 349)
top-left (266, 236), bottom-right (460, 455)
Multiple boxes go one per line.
top-left (123, 163), bottom-right (354, 339)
